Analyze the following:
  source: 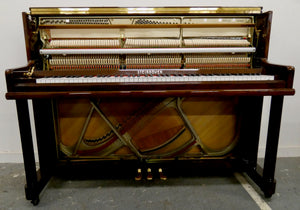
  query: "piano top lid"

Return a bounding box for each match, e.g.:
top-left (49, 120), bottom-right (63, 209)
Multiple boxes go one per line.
top-left (29, 7), bottom-right (262, 16)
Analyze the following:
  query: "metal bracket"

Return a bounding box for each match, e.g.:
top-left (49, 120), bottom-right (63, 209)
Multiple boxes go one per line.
top-left (24, 65), bottom-right (35, 77)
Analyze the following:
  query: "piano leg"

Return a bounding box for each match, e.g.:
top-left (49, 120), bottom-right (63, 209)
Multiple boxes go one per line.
top-left (32, 99), bottom-right (57, 173)
top-left (241, 96), bottom-right (284, 198)
top-left (16, 99), bottom-right (39, 205)
top-left (15, 99), bottom-right (54, 205)
top-left (262, 95), bottom-right (284, 197)
top-left (32, 99), bottom-right (57, 189)
top-left (238, 96), bottom-right (263, 169)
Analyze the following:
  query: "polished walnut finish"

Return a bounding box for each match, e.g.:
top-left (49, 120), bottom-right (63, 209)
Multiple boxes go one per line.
top-left (5, 7), bottom-right (295, 205)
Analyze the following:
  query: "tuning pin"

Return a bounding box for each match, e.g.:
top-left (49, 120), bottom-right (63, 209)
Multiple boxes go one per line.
top-left (158, 168), bottom-right (167, 180)
top-left (135, 168), bottom-right (142, 181)
top-left (146, 168), bottom-right (153, 181)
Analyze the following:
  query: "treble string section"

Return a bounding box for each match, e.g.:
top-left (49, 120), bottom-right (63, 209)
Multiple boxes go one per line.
top-left (125, 54), bottom-right (182, 69)
top-left (124, 39), bottom-right (180, 48)
top-left (184, 53), bottom-right (251, 69)
top-left (183, 38), bottom-right (250, 47)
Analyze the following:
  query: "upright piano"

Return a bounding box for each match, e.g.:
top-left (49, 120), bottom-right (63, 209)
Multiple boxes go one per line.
top-left (5, 7), bottom-right (295, 205)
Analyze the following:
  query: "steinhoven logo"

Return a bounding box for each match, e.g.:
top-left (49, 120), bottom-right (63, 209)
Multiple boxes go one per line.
top-left (137, 69), bottom-right (163, 75)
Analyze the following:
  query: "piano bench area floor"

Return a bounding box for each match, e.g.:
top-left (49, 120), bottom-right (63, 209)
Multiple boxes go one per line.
top-left (0, 157), bottom-right (299, 210)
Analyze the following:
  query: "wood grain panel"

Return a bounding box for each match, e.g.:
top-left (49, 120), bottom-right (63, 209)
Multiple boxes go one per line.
top-left (181, 97), bottom-right (238, 152)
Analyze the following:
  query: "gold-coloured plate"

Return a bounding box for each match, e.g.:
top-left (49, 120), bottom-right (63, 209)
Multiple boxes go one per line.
top-left (30, 7), bottom-right (262, 15)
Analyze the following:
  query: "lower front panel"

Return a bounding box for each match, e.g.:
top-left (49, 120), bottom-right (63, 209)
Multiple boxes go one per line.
top-left (54, 96), bottom-right (240, 161)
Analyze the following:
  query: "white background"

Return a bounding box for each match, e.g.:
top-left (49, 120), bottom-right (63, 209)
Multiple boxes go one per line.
top-left (0, 0), bottom-right (299, 162)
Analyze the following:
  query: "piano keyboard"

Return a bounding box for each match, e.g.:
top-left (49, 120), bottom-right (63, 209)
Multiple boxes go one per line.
top-left (36, 74), bottom-right (274, 84)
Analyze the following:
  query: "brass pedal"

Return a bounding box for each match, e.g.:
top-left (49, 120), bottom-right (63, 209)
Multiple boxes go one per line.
top-left (158, 168), bottom-right (167, 180)
top-left (135, 168), bottom-right (142, 181)
top-left (146, 168), bottom-right (153, 181)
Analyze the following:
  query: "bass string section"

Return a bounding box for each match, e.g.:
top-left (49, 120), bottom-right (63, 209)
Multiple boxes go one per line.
top-left (49, 54), bottom-right (120, 70)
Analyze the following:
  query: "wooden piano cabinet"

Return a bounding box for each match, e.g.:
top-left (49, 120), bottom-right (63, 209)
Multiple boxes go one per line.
top-left (5, 7), bottom-right (295, 205)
